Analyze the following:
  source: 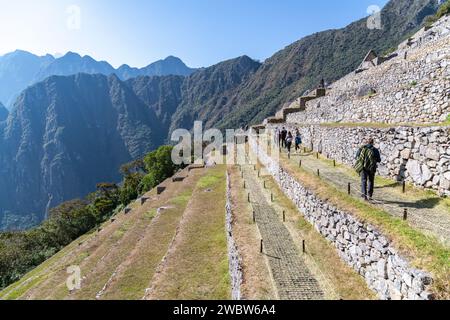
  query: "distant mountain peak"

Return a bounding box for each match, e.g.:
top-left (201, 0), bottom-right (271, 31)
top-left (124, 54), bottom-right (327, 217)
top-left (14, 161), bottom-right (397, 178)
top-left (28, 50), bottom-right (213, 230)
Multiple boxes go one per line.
top-left (62, 51), bottom-right (82, 59)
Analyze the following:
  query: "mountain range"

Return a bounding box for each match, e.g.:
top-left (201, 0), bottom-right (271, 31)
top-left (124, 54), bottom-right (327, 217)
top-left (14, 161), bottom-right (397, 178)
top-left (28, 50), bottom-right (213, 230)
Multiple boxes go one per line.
top-left (0, 51), bottom-right (196, 109)
top-left (0, 0), bottom-right (441, 230)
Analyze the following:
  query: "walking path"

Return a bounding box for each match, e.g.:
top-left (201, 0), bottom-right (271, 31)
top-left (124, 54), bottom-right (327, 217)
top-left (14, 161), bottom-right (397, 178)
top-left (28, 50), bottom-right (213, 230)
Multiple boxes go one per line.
top-left (279, 147), bottom-right (450, 246)
top-left (242, 164), bottom-right (324, 300)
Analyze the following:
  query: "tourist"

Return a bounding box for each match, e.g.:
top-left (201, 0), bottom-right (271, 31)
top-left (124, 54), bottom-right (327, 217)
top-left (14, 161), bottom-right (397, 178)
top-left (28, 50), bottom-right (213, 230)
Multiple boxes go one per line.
top-left (286, 132), bottom-right (293, 155)
top-left (354, 138), bottom-right (381, 201)
top-left (281, 127), bottom-right (288, 148)
top-left (295, 130), bottom-right (302, 153)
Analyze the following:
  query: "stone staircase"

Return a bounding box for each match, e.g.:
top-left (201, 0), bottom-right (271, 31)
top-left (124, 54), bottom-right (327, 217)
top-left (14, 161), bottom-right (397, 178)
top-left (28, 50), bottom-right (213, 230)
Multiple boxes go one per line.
top-left (263, 88), bottom-right (327, 126)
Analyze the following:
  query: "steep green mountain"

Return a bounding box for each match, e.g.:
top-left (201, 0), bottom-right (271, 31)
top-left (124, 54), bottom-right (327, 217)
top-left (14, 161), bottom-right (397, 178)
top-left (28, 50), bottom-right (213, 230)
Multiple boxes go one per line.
top-left (0, 54), bottom-right (259, 230)
top-left (215, 0), bottom-right (440, 129)
top-left (0, 51), bottom-right (195, 110)
top-left (169, 55), bottom-right (261, 132)
top-left (0, 73), bottom-right (183, 230)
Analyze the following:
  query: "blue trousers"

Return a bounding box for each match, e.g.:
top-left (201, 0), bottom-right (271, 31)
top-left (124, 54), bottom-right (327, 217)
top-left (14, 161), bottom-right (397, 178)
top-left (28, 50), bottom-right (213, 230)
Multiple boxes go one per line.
top-left (361, 170), bottom-right (375, 198)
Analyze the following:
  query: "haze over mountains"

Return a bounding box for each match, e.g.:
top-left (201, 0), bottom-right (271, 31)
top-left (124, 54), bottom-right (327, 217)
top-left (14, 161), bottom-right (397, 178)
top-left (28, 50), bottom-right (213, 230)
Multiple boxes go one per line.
top-left (0, 51), bottom-right (196, 108)
top-left (0, 0), bottom-right (441, 230)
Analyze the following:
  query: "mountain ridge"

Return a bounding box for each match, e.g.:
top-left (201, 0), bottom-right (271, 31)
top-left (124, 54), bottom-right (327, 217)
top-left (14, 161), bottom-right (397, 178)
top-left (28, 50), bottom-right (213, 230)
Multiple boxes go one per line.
top-left (0, 51), bottom-right (196, 109)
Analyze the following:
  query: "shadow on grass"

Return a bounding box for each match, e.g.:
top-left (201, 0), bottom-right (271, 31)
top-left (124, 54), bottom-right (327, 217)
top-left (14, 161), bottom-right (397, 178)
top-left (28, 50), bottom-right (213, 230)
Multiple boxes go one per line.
top-left (377, 197), bottom-right (441, 209)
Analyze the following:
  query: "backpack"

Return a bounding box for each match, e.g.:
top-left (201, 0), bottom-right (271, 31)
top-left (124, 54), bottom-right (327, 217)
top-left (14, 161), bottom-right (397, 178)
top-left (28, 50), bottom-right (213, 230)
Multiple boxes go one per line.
top-left (295, 136), bottom-right (302, 145)
top-left (354, 146), bottom-right (377, 174)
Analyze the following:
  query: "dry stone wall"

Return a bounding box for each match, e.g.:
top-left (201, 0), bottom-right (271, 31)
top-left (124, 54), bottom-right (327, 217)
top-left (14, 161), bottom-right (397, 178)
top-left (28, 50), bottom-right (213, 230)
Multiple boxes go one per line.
top-left (286, 16), bottom-right (450, 125)
top-left (250, 139), bottom-right (434, 300)
top-left (273, 124), bottom-right (450, 196)
top-left (225, 171), bottom-right (243, 300)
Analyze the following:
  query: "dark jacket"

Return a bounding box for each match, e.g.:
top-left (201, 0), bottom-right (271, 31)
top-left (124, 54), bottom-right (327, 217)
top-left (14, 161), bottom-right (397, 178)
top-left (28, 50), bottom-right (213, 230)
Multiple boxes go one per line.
top-left (356, 144), bottom-right (381, 170)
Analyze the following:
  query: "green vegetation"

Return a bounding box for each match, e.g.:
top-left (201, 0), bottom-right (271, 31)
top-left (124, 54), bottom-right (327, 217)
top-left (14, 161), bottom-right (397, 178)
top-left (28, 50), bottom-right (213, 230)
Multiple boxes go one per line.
top-left (425, 0), bottom-right (450, 27)
top-left (0, 145), bottom-right (182, 290)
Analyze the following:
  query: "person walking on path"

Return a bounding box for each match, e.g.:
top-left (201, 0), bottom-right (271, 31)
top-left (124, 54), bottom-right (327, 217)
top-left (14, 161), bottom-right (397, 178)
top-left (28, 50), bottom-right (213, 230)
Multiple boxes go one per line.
top-left (286, 132), bottom-right (293, 156)
top-left (281, 127), bottom-right (288, 148)
top-left (354, 138), bottom-right (381, 201)
top-left (295, 130), bottom-right (302, 153)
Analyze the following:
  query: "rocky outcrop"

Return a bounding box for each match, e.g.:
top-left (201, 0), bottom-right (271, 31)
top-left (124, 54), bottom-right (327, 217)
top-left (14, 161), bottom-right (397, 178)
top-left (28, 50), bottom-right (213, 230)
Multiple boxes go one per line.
top-left (250, 138), bottom-right (434, 300)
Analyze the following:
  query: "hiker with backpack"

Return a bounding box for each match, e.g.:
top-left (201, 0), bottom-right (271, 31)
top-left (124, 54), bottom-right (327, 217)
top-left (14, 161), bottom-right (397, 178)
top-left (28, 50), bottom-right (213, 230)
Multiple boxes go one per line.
top-left (354, 138), bottom-right (381, 201)
top-left (295, 130), bottom-right (302, 153)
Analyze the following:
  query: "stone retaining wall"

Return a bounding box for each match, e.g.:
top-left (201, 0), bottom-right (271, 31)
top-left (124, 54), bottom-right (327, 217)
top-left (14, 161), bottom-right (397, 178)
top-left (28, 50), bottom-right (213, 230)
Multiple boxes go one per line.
top-left (285, 16), bottom-right (450, 125)
top-left (225, 171), bottom-right (243, 300)
top-left (250, 139), bottom-right (434, 300)
top-left (271, 124), bottom-right (450, 196)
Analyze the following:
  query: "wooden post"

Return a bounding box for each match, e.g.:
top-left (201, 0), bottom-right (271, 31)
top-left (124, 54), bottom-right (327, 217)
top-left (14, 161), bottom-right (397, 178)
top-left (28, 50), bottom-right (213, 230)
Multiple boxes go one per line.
top-left (248, 193), bottom-right (251, 203)
top-left (299, 160), bottom-right (302, 167)
top-left (348, 183), bottom-right (351, 195)
top-left (260, 239), bottom-right (264, 253)
top-left (302, 240), bottom-right (306, 253)
top-left (402, 181), bottom-right (406, 194)
top-left (316, 152), bottom-right (319, 159)
top-left (317, 169), bottom-right (320, 177)
top-left (244, 181), bottom-right (246, 189)
top-left (258, 170), bottom-right (260, 177)
top-left (333, 160), bottom-right (336, 167)
top-left (271, 193), bottom-right (274, 202)
top-left (264, 180), bottom-right (266, 189)
top-left (403, 209), bottom-right (408, 221)
top-left (253, 211), bottom-right (256, 223)
top-left (283, 210), bottom-right (286, 222)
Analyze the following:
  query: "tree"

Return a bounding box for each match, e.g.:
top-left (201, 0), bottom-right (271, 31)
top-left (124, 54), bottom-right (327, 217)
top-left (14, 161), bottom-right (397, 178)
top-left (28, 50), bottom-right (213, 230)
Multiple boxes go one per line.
top-left (141, 146), bottom-right (181, 192)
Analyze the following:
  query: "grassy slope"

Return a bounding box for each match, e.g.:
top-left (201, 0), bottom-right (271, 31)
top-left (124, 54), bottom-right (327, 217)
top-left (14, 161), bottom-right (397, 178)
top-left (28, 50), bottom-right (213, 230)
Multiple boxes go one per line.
top-left (146, 166), bottom-right (230, 300)
top-left (0, 169), bottom-right (204, 300)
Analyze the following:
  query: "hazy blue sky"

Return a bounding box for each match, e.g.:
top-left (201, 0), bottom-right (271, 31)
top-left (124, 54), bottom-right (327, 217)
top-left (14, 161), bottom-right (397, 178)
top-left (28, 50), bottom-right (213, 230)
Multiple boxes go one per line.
top-left (0, 0), bottom-right (389, 68)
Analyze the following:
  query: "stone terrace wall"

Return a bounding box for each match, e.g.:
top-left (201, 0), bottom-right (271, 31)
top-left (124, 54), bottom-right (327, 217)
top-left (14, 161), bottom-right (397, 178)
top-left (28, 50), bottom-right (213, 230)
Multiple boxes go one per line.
top-left (250, 139), bottom-right (434, 300)
top-left (275, 124), bottom-right (450, 196)
top-left (286, 17), bottom-right (450, 125)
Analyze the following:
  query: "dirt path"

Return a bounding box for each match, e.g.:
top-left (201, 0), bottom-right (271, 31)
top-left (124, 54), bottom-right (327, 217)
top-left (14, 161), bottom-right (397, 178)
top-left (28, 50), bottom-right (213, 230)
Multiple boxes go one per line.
top-left (242, 164), bottom-right (324, 300)
top-left (280, 149), bottom-right (450, 245)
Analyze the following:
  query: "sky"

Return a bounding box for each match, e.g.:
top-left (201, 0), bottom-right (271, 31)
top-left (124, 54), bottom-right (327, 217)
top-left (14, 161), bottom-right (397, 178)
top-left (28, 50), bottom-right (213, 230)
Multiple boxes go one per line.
top-left (0, 0), bottom-right (389, 68)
